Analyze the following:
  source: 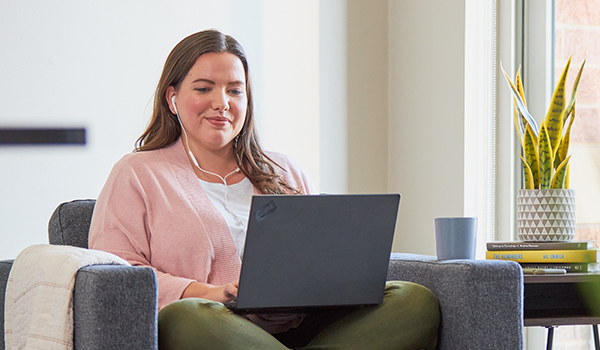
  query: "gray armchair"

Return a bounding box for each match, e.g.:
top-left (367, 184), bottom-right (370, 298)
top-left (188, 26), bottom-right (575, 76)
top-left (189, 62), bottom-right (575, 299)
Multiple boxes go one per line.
top-left (1, 199), bottom-right (524, 349)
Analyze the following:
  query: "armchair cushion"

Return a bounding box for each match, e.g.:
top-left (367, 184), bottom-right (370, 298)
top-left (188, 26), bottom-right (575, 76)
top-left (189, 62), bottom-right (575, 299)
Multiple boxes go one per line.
top-left (48, 199), bottom-right (95, 248)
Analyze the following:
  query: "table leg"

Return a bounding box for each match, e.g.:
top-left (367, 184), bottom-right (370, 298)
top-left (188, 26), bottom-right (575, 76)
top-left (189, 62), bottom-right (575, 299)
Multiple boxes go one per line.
top-left (546, 326), bottom-right (554, 350)
top-left (593, 324), bottom-right (600, 350)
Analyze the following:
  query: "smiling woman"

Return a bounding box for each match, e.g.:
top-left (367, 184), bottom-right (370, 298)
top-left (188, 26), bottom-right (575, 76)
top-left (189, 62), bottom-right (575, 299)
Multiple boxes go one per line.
top-left (88, 29), bottom-right (440, 350)
top-left (90, 28), bottom-right (318, 323)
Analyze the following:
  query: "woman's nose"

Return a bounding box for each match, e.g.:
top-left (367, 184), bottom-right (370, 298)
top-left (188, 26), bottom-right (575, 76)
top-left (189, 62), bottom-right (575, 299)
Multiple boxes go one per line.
top-left (212, 89), bottom-right (230, 111)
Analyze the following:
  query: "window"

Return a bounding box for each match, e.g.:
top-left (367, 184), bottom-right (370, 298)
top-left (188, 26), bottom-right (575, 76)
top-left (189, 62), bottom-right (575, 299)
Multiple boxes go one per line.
top-left (555, 0), bottom-right (600, 250)
top-left (519, 0), bottom-right (600, 348)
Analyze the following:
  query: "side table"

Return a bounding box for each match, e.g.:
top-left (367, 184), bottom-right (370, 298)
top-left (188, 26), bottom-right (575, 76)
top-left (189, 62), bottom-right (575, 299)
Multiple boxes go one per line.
top-left (524, 272), bottom-right (600, 350)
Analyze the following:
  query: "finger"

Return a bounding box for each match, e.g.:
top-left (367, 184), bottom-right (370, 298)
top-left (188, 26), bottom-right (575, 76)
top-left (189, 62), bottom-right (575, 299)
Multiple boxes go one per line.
top-left (225, 284), bottom-right (238, 298)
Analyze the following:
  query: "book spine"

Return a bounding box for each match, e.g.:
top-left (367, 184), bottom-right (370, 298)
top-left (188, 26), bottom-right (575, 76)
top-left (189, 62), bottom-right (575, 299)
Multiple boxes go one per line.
top-left (485, 249), bottom-right (598, 263)
top-left (519, 263), bottom-right (599, 272)
top-left (487, 242), bottom-right (592, 251)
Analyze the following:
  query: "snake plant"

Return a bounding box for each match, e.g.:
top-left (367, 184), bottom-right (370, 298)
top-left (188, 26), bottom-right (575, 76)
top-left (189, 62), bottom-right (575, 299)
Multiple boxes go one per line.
top-left (501, 56), bottom-right (586, 190)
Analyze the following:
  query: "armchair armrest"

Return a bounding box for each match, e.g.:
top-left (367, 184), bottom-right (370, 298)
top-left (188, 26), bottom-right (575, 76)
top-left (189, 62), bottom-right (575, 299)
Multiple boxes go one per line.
top-left (388, 253), bottom-right (523, 350)
top-left (73, 265), bottom-right (158, 350)
top-left (0, 261), bottom-right (159, 350)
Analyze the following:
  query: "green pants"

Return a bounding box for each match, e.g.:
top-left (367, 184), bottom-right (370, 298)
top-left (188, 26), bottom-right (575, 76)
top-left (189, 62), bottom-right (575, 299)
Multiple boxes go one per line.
top-left (158, 281), bottom-right (440, 350)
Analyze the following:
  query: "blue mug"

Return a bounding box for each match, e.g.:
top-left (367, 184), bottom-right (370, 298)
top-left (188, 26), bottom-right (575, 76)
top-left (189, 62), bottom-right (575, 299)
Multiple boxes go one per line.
top-left (435, 217), bottom-right (478, 260)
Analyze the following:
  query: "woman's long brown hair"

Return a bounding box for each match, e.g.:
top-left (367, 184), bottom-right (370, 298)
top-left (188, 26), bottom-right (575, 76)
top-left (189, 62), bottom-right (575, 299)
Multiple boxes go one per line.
top-left (136, 30), bottom-right (297, 194)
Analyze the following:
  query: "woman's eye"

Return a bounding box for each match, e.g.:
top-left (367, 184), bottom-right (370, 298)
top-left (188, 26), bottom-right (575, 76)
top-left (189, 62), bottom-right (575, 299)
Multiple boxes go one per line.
top-left (229, 89), bottom-right (244, 95)
top-left (195, 87), bottom-right (210, 93)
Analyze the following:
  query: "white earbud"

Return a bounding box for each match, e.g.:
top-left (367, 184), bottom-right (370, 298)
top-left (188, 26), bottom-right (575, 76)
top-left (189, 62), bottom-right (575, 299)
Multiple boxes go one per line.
top-left (171, 96), bottom-right (178, 114)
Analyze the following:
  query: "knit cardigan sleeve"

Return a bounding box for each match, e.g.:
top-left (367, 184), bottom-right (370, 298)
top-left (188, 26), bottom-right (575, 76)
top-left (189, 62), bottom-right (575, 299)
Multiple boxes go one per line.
top-left (89, 152), bottom-right (194, 309)
top-left (89, 141), bottom-right (241, 310)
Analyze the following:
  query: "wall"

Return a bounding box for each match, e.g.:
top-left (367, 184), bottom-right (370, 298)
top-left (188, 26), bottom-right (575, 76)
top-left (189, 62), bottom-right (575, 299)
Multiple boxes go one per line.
top-left (257, 1), bottom-right (320, 179)
top-left (346, 0), bottom-right (389, 194)
top-left (0, 0), bottom-right (320, 259)
top-left (1, 0), bottom-right (476, 259)
top-left (319, 0), bottom-right (348, 194)
top-left (387, 0), bottom-right (467, 254)
top-left (337, 0), bottom-right (474, 256)
top-left (343, 0), bottom-right (472, 255)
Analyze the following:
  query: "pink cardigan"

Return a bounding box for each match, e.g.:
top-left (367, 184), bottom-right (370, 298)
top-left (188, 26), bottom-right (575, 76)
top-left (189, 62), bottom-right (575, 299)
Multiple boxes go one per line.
top-left (89, 138), bottom-right (317, 310)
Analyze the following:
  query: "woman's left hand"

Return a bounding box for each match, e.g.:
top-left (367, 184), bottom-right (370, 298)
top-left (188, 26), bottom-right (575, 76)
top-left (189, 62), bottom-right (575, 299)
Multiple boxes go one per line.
top-left (182, 280), bottom-right (239, 303)
top-left (222, 280), bottom-right (239, 301)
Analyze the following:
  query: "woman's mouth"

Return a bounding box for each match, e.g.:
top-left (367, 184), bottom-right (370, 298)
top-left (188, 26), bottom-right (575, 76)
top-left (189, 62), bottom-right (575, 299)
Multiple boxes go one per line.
top-left (205, 116), bottom-right (230, 126)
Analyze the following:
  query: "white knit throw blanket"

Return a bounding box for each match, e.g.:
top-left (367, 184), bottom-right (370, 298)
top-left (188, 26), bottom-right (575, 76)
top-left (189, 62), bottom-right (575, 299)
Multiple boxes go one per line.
top-left (4, 244), bottom-right (130, 350)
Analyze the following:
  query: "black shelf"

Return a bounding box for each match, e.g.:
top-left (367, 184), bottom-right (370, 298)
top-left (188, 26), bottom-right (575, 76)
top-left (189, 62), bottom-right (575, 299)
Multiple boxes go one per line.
top-left (0, 128), bottom-right (86, 145)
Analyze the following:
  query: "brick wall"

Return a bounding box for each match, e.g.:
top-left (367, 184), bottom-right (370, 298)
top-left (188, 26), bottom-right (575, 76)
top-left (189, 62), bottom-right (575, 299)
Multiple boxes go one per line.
top-left (553, 0), bottom-right (600, 348)
top-left (555, 0), bottom-right (600, 244)
top-left (556, 0), bottom-right (600, 145)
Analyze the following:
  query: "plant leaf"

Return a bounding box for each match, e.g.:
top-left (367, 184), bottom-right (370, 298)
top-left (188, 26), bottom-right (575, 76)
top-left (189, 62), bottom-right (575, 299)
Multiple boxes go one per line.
top-left (555, 106), bottom-right (575, 169)
top-left (523, 123), bottom-right (540, 189)
top-left (514, 100), bottom-right (524, 149)
top-left (538, 124), bottom-right (553, 189)
top-left (543, 56), bottom-right (571, 155)
top-left (520, 154), bottom-right (535, 190)
top-left (516, 68), bottom-right (528, 108)
top-left (514, 69), bottom-right (529, 148)
top-left (516, 69), bottom-right (531, 140)
top-left (564, 59), bottom-right (586, 122)
top-left (551, 156), bottom-right (571, 189)
top-left (501, 64), bottom-right (539, 137)
top-left (554, 137), bottom-right (565, 170)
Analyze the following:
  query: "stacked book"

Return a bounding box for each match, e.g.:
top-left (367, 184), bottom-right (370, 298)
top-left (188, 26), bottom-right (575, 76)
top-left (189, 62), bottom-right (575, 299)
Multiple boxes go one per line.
top-left (485, 241), bottom-right (599, 273)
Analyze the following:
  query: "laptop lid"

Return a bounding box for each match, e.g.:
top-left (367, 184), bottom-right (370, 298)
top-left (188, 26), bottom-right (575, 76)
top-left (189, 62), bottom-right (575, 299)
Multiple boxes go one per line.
top-left (232, 193), bottom-right (401, 313)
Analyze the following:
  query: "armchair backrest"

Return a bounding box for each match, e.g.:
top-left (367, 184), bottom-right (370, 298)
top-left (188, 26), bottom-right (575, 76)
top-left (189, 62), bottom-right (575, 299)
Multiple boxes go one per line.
top-left (48, 199), bottom-right (96, 248)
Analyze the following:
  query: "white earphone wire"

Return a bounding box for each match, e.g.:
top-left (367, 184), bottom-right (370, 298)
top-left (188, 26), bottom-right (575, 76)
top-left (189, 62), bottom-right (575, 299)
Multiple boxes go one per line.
top-left (172, 96), bottom-right (240, 185)
top-left (172, 96), bottom-right (247, 232)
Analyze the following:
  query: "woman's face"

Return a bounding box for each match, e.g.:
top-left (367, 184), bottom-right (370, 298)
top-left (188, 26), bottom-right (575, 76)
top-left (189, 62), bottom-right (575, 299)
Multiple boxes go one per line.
top-left (168, 52), bottom-right (247, 154)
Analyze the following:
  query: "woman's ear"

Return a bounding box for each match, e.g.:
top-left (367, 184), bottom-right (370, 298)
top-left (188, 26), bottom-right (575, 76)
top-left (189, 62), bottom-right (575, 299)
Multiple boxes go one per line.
top-left (166, 86), bottom-right (177, 115)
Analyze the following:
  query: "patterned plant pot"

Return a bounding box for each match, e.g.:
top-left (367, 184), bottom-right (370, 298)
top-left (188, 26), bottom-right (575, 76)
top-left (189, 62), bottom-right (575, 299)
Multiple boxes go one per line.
top-left (517, 189), bottom-right (576, 242)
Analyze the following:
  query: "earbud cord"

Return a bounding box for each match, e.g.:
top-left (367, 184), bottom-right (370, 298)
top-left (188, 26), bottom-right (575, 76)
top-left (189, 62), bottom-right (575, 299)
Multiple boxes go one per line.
top-left (176, 112), bottom-right (240, 206)
top-left (180, 120), bottom-right (246, 229)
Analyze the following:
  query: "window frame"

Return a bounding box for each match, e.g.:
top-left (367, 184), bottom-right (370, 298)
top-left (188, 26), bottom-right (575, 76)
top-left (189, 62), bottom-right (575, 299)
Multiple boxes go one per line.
top-left (495, 0), bottom-right (555, 242)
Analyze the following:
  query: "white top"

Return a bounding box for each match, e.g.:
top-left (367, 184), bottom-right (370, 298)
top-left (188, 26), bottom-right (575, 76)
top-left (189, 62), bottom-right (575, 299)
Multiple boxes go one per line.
top-left (198, 177), bottom-right (253, 258)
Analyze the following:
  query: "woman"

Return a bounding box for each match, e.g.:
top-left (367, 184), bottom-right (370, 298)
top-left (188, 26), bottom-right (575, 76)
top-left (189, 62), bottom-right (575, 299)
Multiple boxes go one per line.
top-left (89, 29), bottom-right (439, 350)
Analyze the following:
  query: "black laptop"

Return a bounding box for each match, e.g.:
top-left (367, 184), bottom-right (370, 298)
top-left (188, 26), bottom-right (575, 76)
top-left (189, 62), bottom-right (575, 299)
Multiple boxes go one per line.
top-left (228, 193), bottom-right (401, 314)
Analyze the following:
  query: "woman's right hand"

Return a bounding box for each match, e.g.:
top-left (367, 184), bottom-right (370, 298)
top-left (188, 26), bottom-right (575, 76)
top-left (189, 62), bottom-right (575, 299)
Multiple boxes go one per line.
top-left (182, 280), bottom-right (239, 303)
